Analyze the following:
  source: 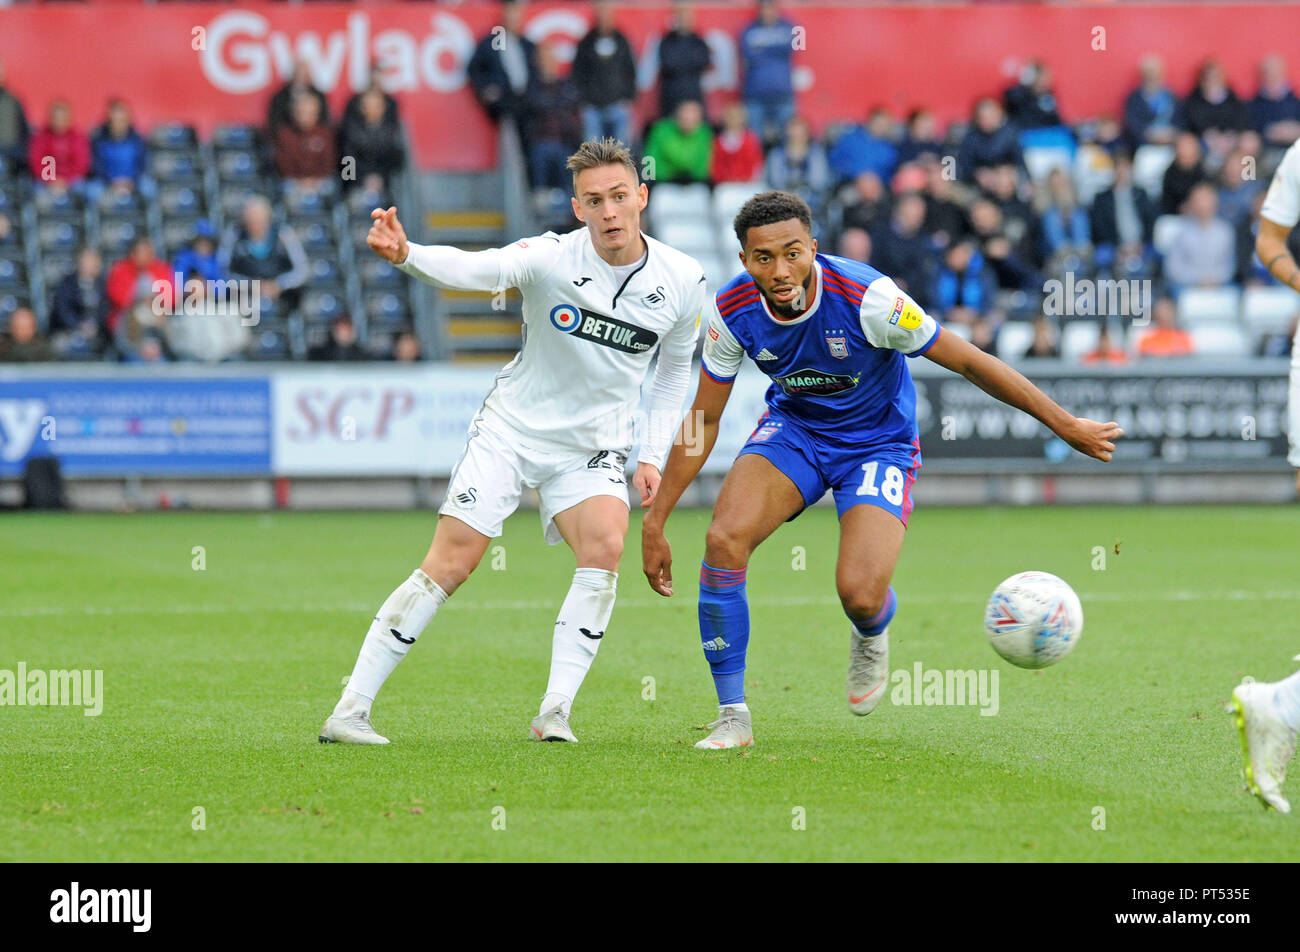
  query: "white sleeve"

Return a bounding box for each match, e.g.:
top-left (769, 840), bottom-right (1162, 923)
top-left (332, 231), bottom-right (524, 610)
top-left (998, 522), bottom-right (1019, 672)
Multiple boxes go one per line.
top-left (859, 275), bottom-right (941, 356)
top-left (700, 297), bottom-right (745, 382)
top-left (1261, 141), bottom-right (1300, 229)
top-left (396, 232), bottom-right (563, 292)
top-left (639, 274), bottom-right (707, 471)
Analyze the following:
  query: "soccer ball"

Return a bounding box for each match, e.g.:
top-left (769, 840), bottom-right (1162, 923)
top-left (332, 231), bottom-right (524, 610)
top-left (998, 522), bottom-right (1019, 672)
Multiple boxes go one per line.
top-left (983, 571), bottom-right (1083, 669)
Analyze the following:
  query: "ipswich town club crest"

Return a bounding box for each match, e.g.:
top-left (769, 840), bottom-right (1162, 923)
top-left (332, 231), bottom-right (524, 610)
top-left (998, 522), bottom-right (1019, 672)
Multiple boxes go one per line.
top-left (826, 336), bottom-right (849, 359)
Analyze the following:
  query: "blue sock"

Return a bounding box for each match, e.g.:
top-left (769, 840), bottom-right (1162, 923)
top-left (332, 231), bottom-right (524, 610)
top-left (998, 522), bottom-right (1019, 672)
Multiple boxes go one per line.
top-left (698, 562), bottom-right (750, 705)
top-left (850, 586), bottom-right (897, 637)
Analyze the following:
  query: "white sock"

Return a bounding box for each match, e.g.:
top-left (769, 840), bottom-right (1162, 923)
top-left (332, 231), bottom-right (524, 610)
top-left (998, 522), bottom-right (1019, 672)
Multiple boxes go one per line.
top-left (334, 569), bottom-right (448, 715)
top-left (724, 702), bottom-right (749, 713)
top-left (1271, 668), bottom-right (1300, 731)
top-left (541, 568), bottom-right (618, 716)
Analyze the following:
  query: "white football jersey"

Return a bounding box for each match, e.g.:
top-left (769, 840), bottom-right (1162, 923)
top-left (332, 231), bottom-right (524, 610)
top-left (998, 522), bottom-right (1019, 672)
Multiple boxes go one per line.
top-left (1262, 138), bottom-right (1300, 228)
top-left (398, 228), bottom-right (706, 468)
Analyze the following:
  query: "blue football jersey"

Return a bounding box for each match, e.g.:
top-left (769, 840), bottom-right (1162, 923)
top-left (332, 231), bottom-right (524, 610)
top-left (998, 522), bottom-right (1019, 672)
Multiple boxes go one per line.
top-left (701, 253), bottom-right (941, 446)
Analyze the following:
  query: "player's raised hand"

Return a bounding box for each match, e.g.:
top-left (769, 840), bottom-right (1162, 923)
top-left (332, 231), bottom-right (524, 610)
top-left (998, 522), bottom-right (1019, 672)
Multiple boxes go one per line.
top-left (367, 206), bottom-right (409, 265)
top-left (633, 462), bottom-right (661, 508)
top-left (1063, 418), bottom-right (1124, 462)
top-left (642, 524), bottom-right (674, 597)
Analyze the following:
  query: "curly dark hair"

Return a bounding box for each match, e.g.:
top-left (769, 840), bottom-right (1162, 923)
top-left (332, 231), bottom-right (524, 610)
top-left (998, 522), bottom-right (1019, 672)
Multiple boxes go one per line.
top-left (733, 190), bottom-right (813, 250)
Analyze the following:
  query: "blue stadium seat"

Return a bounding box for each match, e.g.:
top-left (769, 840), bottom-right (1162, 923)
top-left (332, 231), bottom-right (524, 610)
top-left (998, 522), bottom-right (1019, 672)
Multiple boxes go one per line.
top-left (358, 255), bottom-right (402, 289)
top-left (212, 125), bottom-right (259, 151)
top-left (161, 219), bottom-right (200, 257)
top-left (34, 187), bottom-right (83, 219)
top-left (149, 150), bottom-right (199, 181)
top-left (364, 290), bottom-right (408, 327)
top-left (41, 254), bottom-right (74, 289)
top-left (38, 220), bottom-right (83, 252)
top-left (292, 219), bottom-right (335, 253)
top-left (149, 123), bottom-right (198, 150)
top-left (159, 183), bottom-right (203, 219)
top-left (301, 289), bottom-right (345, 323)
top-left (98, 218), bottom-right (146, 257)
top-left (307, 256), bottom-right (342, 289)
top-left (216, 150), bottom-right (259, 183)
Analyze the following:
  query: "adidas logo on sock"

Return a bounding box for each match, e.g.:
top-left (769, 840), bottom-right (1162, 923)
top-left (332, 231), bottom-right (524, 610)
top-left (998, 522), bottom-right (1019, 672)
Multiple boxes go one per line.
top-left (702, 637), bottom-right (731, 651)
top-left (755, 348), bottom-right (779, 361)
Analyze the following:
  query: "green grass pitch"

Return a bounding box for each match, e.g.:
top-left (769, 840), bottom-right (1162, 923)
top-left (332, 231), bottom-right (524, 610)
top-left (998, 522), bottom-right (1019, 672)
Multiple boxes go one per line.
top-left (3, 504), bottom-right (1299, 862)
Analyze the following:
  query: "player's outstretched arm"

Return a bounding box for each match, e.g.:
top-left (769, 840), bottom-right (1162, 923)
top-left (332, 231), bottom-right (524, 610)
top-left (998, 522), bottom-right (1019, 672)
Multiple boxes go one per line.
top-left (367, 206), bottom-right (547, 293)
top-left (641, 370), bottom-right (733, 596)
top-left (923, 329), bottom-right (1123, 462)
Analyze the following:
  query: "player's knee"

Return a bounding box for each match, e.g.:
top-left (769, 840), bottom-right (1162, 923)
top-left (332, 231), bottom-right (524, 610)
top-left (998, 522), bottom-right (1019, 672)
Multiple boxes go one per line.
top-left (837, 584), bottom-right (888, 624)
top-left (422, 547), bottom-right (482, 593)
top-left (579, 535), bottom-right (624, 571)
top-left (704, 522), bottom-right (751, 567)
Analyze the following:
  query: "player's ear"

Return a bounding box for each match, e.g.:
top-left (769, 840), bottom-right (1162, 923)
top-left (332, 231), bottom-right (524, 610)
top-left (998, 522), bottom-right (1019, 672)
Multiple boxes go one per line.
top-left (571, 195), bottom-right (584, 223)
top-left (637, 182), bottom-right (648, 210)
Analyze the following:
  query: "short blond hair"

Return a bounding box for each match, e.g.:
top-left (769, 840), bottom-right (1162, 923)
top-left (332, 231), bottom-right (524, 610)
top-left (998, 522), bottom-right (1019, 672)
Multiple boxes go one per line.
top-left (566, 137), bottom-right (639, 196)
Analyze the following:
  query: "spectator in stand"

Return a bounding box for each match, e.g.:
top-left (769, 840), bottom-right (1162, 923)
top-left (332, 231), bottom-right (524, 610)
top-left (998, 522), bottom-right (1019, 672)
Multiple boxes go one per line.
top-left (896, 109), bottom-right (944, 166)
top-left (1123, 55), bottom-right (1180, 148)
top-left (711, 103), bottom-right (763, 183)
top-left (764, 115), bottom-right (832, 221)
top-left (982, 163), bottom-right (1042, 273)
top-left (870, 192), bottom-right (936, 308)
top-left (1182, 59), bottom-right (1251, 163)
top-left (1162, 181), bottom-right (1235, 292)
top-left (1023, 316), bottom-right (1060, 358)
top-left (309, 314), bottom-right (365, 362)
top-left (172, 220), bottom-right (225, 286)
top-left (28, 100), bottom-right (90, 193)
top-left (339, 86), bottom-right (407, 194)
top-left (932, 239), bottom-right (997, 326)
top-left (739, 0), bottom-right (796, 146)
top-left (274, 93), bottom-right (336, 188)
top-left (1081, 323), bottom-right (1129, 365)
top-left (968, 197), bottom-right (1039, 292)
top-left (836, 226), bottom-right (871, 264)
top-left (467, 1), bottom-right (536, 129)
top-left (343, 64), bottom-right (399, 130)
top-left (572, 1), bottom-right (638, 147)
top-left (1090, 150), bottom-right (1156, 276)
top-left (50, 245), bottom-right (111, 358)
top-left (1038, 166), bottom-right (1091, 269)
top-left (1004, 60), bottom-right (1063, 130)
top-left (957, 98), bottom-right (1022, 187)
top-left (0, 307), bottom-right (54, 363)
top-left (90, 99), bottom-right (150, 199)
top-left (657, 1), bottom-right (711, 121)
top-left (643, 99), bottom-right (712, 185)
top-left (393, 329), bottom-right (421, 363)
top-left (523, 42), bottom-right (582, 193)
top-left (268, 59), bottom-right (330, 138)
top-left (0, 55), bottom-right (30, 178)
top-left (920, 158), bottom-right (969, 250)
top-left (1251, 55), bottom-right (1300, 149)
top-left (105, 236), bottom-right (174, 336)
top-left (1160, 131), bottom-right (1207, 214)
top-left (1135, 295), bottom-right (1193, 357)
top-left (828, 108), bottom-right (899, 185)
top-left (1217, 145), bottom-right (1264, 228)
top-left (220, 196), bottom-right (309, 315)
top-left (837, 170), bottom-right (891, 235)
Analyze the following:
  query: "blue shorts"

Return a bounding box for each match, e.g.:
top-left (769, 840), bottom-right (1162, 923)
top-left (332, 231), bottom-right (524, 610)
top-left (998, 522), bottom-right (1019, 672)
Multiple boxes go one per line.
top-left (737, 409), bottom-right (922, 526)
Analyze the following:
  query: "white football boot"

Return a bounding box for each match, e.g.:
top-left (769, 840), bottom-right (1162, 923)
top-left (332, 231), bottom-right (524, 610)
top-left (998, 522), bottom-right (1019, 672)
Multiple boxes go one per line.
top-left (1231, 680), bottom-right (1296, 814)
top-left (694, 705), bottom-right (754, 749)
top-left (531, 704), bottom-right (578, 743)
top-left (319, 709), bottom-right (390, 745)
top-left (847, 627), bottom-right (889, 715)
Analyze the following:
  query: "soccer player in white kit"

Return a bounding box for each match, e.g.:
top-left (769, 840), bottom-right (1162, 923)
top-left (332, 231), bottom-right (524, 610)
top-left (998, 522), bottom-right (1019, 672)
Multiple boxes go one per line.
top-left (1231, 136), bottom-right (1300, 811)
top-left (319, 139), bottom-right (707, 744)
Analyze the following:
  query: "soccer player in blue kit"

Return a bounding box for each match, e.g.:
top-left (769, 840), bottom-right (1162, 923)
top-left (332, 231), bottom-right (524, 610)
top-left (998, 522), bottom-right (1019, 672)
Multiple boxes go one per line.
top-left (641, 191), bottom-right (1123, 748)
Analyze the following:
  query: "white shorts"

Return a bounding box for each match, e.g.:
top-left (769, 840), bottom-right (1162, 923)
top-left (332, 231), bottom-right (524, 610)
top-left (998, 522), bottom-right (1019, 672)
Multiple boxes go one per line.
top-left (440, 412), bottom-right (631, 545)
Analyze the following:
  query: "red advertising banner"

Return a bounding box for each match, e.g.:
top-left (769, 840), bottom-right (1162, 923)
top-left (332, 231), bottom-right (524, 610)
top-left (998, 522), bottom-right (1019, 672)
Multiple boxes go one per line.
top-left (0, 2), bottom-right (1293, 170)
